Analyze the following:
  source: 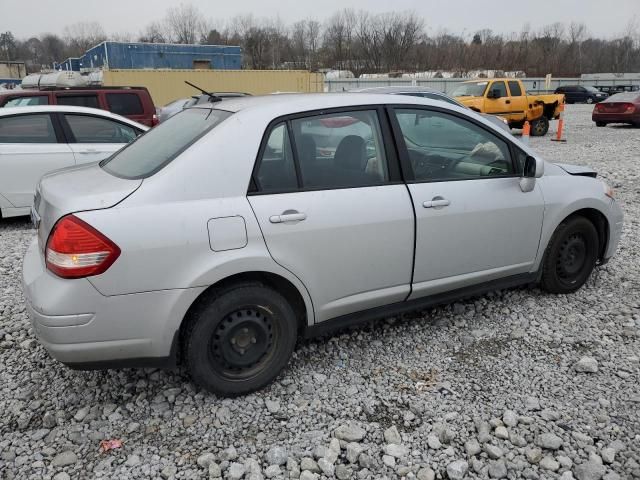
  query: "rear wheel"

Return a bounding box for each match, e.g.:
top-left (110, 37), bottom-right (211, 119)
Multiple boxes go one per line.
top-left (183, 284), bottom-right (298, 396)
top-left (541, 216), bottom-right (599, 294)
top-left (586, 97), bottom-right (594, 104)
top-left (595, 121), bottom-right (606, 127)
top-left (530, 116), bottom-right (549, 136)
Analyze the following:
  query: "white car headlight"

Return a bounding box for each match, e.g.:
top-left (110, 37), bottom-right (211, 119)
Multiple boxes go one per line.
top-left (602, 181), bottom-right (615, 199)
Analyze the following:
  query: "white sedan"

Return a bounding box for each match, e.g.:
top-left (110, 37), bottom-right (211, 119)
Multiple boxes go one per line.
top-left (0, 105), bottom-right (147, 218)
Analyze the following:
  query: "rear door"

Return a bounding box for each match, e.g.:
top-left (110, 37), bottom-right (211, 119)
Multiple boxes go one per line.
top-left (60, 113), bottom-right (142, 164)
top-left (0, 113), bottom-right (74, 207)
top-left (390, 106), bottom-right (544, 298)
top-left (248, 108), bottom-right (415, 323)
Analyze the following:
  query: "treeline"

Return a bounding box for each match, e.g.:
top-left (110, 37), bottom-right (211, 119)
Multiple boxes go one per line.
top-left (1, 5), bottom-right (639, 76)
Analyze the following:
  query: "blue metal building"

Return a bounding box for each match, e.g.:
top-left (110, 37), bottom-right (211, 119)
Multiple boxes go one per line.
top-left (60, 42), bottom-right (242, 71)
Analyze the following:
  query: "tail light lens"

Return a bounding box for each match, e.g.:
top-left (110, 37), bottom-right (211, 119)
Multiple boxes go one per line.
top-left (45, 215), bottom-right (120, 279)
top-left (595, 103), bottom-right (604, 112)
top-left (152, 114), bottom-right (160, 126)
top-left (624, 103), bottom-right (636, 113)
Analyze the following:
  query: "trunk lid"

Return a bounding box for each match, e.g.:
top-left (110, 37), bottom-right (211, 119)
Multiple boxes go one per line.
top-left (596, 102), bottom-right (632, 114)
top-left (34, 163), bottom-right (141, 249)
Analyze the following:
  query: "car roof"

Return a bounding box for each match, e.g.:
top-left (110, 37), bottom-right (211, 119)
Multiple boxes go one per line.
top-left (196, 92), bottom-right (463, 116)
top-left (0, 105), bottom-right (149, 130)
top-left (349, 86), bottom-right (443, 94)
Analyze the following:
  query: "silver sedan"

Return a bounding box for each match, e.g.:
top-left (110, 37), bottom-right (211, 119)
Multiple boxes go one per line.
top-left (23, 93), bottom-right (623, 396)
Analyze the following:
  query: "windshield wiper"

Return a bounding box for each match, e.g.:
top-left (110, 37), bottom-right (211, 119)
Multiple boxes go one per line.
top-left (185, 81), bottom-right (223, 103)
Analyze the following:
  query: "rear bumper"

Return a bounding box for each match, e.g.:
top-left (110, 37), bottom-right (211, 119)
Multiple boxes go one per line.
top-left (22, 237), bottom-right (204, 367)
top-left (592, 112), bottom-right (640, 124)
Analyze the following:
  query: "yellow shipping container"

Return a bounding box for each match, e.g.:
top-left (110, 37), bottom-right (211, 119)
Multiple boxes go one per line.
top-left (102, 69), bottom-right (325, 106)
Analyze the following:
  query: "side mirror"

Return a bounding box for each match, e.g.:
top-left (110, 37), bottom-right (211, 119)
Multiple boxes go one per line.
top-left (520, 155), bottom-right (544, 192)
top-left (487, 89), bottom-right (502, 99)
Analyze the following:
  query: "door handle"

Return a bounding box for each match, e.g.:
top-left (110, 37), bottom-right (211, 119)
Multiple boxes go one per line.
top-left (78, 149), bottom-right (98, 154)
top-left (269, 211), bottom-right (307, 224)
top-left (423, 198), bottom-right (450, 208)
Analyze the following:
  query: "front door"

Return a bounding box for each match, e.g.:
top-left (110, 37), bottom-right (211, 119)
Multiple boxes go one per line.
top-left (391, 107), bottom-right (544, 298)
top-left (61, 113), bottom-right (140, 164)
top-left (248, 109), bottom-right (415, 323)
top-left (0, 113), bottom-right (74, 208)
top-left (483, 81), bottom-right (513, 119)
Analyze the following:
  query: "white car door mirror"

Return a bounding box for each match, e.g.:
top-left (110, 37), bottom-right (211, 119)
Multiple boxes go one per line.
top-left (520, 155), bottom-right (544, 192)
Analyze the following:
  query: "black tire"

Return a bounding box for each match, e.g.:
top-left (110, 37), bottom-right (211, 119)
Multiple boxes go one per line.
top-left (595, 122), bottom-right (606, 127)
top-left (531, 116), bottom-right (549, 136)
top-left (541, 216), bottom-right (599, 294)
top-left (586, 97), bottom-right (594, 104)
top-left (183, 284), bottom-right (298, 396)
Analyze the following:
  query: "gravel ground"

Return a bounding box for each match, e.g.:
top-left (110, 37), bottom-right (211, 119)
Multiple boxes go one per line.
top-left (1, 104), bottom-right (639, 480)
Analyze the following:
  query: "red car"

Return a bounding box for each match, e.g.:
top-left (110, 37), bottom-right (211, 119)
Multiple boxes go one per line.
top-left (0, 86), bottom-right (158, 127)
top-left (592, 92), bottom-right (640, 127)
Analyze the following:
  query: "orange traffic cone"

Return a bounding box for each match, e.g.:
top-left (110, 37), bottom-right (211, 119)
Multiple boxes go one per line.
top-left (521, 120), bottom-right (530, 144)
top-left (551, 103), bottom-right (567, 142)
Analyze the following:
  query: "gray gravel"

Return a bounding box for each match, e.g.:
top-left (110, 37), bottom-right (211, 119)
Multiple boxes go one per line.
top-left (1, 104), bottom-right (639, 479)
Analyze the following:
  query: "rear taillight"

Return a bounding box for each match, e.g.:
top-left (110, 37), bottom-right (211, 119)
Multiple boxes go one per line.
top-left (595, 103), bottom-right (604, 111)
top-left (624, 103), bottom-right (636, 113)
top-left (45, 215), bottom-right (120, 279)
top-left (152, 114), bottom-right (159, 126)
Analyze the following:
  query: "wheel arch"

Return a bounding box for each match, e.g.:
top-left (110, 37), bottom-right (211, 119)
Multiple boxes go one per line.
top-left (566, 208), bottom-right (609, 261)
top-left (177, 271), bottom-right (311, 364)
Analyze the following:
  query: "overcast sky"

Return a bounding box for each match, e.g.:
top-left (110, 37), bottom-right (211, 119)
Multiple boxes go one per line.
top-left (3, 0), bottom-right (639, 39)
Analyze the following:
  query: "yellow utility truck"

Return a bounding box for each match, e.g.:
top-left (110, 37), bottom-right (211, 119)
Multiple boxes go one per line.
top-left (452, 79), bottom-right (565, 136)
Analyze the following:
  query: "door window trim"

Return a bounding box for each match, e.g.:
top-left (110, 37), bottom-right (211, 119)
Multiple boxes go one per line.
top-left (248, 105), bottom-right (403, 196)
top-left (386, 104), bottom-right (521, 183)
top-left (0, 112), bottom-right (66, 144)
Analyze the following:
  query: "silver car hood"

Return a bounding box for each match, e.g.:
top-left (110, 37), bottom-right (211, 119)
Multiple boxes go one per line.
top-left (35, 163), bottom-right (141, 245)
top-left (554, 163), bottom-right (597, 177)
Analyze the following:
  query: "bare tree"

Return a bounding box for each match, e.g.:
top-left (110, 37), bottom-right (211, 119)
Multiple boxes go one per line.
top-left (139, 21), bottom-right (169, 43)
top-left (63, 22), bottom-right (106, 56)
top-left (165, 3), bottom-right (205, 44)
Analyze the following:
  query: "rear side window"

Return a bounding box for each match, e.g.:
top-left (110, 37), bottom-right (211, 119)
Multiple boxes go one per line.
top-left (64, 114), bottom-right (139, 143)
top-left (56, 95), bottom-right (99, 109)
top-left (508, 81), bottom-right (522, 97)
top-left (101, 108), bottom-right (231, 179)
top-left (255, 123), bottom-right (298, 193)
top-left (106, 93), bottom-right (144, 115)
top-left (291, 110), bottom-right (389, 189)
top-left (4, 95), bottom-right (49, 107)
top-left (0, 114), bottom-right (57, 143)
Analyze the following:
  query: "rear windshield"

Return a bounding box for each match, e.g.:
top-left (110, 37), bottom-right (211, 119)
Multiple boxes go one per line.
top-left (101, 108), bottom-right (231, 179)
top-left (606, 92), bottom-right (640, 103)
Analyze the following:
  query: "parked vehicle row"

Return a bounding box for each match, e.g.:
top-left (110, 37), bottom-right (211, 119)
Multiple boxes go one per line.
top-left (451, 78), bottom-right (565, 136)
top-left (0, 86), bottom-right (158, 127)
top-left (0, 106), bottom-right (147, 218)
top-left (554, 85), bottom-right (608, 104)
top-left (22, 93), bottom-right (623, 396)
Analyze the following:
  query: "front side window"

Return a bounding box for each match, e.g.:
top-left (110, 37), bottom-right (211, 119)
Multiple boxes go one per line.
top-left (65, 115), bottom-right (139, 143)
top-left (101, 108), bottom-right (231, 179)
top-left (490, 81), bottom-right (508, 98)
top-left (56, 94), bottom-right (99, 109)
top-left (394, 109), bottom-right (514, 181)
top-left (291, 110), bottom-right (389, 189)
top-left (4, 95), bottom-right (49, 107)
top-left (508, 81), bottom-right (522, 97)
top-left (106, 93), bottom-right (144, 115)
top-left (0, 114), bottom-right (57, 143)
top-left (451, 82), bottom-right (489, 98)
top-left (255, 123), bottom-right (297, 193)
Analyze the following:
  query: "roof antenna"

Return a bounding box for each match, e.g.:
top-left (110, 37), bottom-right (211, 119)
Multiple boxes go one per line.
top-left (184, 80), bottom-right (222, 103)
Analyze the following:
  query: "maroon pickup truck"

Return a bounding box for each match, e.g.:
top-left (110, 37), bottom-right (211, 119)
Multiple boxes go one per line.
top-left (0, 86), bottom-right (158, 127)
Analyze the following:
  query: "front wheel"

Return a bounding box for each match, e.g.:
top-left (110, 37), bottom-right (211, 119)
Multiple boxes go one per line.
top-left (541, 216), bottom-right (599, 294)
top-left (530, 116), bottom-right (549, 136)
top-left (183, 284), bottom-right (298, 396)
